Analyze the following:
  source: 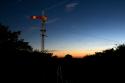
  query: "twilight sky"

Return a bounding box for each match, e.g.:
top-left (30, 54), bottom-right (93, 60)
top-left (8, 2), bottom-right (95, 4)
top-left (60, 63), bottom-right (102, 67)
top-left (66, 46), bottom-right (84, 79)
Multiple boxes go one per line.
top-left (0, 0), bottom-right (125, 57)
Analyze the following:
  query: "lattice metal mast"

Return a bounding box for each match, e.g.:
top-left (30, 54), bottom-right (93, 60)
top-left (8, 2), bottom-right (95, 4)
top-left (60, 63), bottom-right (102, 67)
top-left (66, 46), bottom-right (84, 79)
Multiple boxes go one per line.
top-left (31, 10), bottom-right (47, 52)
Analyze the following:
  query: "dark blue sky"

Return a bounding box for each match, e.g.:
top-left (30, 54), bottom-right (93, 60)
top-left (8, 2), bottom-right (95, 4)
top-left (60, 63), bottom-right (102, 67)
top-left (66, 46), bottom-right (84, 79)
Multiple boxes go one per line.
top-left (0, 0), bottom-right (125, 57)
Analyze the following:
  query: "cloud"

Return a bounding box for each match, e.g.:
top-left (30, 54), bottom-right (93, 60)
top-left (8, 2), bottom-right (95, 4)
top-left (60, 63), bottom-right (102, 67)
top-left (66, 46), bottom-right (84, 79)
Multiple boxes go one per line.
top-left (65, 2), bottom-right (79, 11)
top-left (45, 0), bottom-right (70, 11)
top-left (66, 2), bottom-right (79, 8)
top-left (47, 18), bottom-right (60, 24)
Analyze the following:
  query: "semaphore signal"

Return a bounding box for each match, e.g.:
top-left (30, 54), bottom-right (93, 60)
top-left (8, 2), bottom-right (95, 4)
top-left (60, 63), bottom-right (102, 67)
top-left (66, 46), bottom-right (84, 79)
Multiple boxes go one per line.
top-left (31, 10), bottom-right (47, 52)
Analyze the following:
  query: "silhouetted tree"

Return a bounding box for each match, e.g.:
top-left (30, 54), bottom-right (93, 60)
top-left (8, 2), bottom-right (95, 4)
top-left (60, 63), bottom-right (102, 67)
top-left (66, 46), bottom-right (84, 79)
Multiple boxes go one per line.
top-left (0, 24), bottom-right (32, 53)
top-left (102, 48), bottom-right (115, 56)
top-left (64, 54), bottom-right (72, 59)
top-left (53, 55), bottom-right (58, 59)
top-left (115, 44), bottom-right (125, 56)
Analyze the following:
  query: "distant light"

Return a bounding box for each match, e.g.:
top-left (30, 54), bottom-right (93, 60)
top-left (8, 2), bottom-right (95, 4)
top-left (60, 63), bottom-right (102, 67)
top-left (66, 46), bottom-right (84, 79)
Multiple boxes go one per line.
top-left (41, 16), bottom-right (47, 22)
top-left (31, 16), bottom-right (47, 22)
top-left (31, 16), bottom-right (37, 19)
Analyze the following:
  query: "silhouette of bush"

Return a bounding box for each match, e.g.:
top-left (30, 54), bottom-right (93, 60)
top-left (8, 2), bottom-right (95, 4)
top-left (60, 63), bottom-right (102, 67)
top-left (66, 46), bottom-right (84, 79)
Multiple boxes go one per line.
top-left (64, 54), bottom-right (72, 59)
top-left (115, 44), bottom-right (125, 56)
top-left (0, 24), bottom-right (32, 53)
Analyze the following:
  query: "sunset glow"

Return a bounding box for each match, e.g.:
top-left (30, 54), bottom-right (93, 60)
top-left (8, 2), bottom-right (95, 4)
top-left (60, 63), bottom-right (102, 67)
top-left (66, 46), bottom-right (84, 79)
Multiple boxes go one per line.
top-left (51, 48), bottom-right (110, 58)
top-left (0, 0), bottom-right (125, 58)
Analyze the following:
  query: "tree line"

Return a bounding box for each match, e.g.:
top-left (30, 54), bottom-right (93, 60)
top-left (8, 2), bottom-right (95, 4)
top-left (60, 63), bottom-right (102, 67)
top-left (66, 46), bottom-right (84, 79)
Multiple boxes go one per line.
top-left (1, 23), bottom-right (124, 83)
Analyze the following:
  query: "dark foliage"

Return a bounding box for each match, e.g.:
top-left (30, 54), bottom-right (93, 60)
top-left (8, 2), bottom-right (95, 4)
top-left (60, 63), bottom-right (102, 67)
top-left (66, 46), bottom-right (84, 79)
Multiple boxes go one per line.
top-left (1, 24), bottom-right (124, 83)
top-left (0, 24), bottom-right (32, 53)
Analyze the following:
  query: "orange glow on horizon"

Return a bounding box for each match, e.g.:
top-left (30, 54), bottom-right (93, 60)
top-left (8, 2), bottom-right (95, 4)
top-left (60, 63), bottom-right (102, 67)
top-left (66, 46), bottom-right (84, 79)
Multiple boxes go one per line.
top-left (52, 48), bottom-right (106, 58)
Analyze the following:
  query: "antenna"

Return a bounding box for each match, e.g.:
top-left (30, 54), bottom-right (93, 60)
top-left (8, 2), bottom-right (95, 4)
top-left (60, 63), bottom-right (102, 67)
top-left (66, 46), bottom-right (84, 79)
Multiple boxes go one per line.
top-left (31, 10), bottom-right (47, 52)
